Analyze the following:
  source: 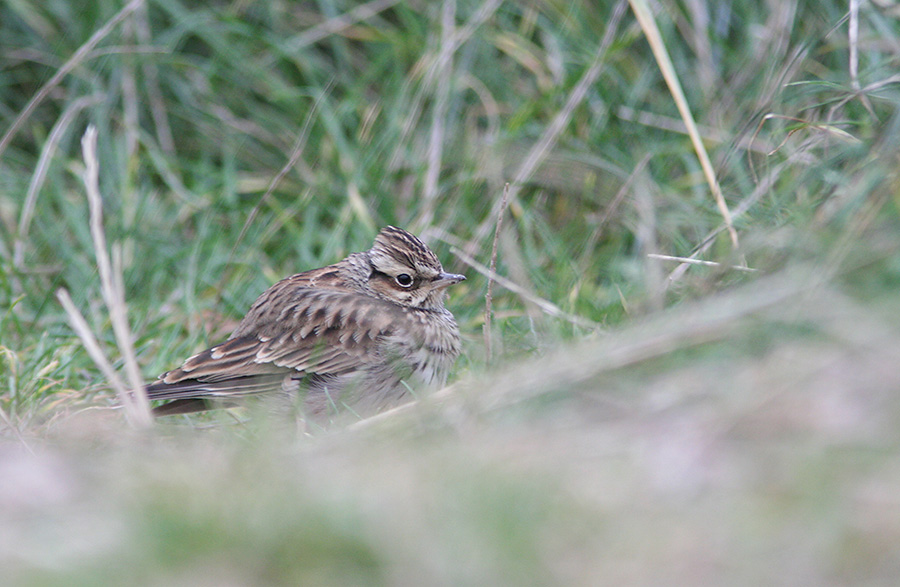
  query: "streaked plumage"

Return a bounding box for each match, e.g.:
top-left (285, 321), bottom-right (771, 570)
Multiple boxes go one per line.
top-left (146, 226), bottom-right (465, 419)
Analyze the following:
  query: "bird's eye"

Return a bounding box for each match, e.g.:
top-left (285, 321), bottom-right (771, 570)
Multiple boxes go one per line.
top-left (395, 273), bottom-right (413, 287)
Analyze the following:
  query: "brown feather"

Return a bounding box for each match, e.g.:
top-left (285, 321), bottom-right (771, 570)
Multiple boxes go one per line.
top-left (144, 226), bottom-right (464, 420)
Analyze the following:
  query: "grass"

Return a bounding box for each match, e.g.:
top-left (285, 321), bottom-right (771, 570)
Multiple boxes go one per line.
top-left (3, 0), bottom-right (900, 583)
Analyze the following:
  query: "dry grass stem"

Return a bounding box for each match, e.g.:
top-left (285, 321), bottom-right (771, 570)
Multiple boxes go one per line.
top-left (121, 17), bottom-right (140, 162)
top-left (0, 401), bottom-right (35, 453)
top-left (452, 246), bottom-right (597, 330)
top-left (828, 73), bottom-right (900, 123)
top-left (214, 82), bottom-right (333, 301)
top-left (616, 105), bottom-right (774, 154)
top-left (472, 271), bottom-right (814, 415)
top-left (580, 155), bottom-right (650, 269)
top-left (284, 0), bottom-right (402, 53)
top-left (388, 0), bottom-right (503, 172)
top-left (79, 125), bottom-right (151, 427)
top-left (419, 0), bottom-right (456, 228)
top-left (668, 157), bottom-right (796, 285)
top-left (354, 268), bottom-right (811, 431)
top-left (633, 175), bottom-right (664, 310)
top-left (14, 95), bottom-right (100, 271)
top-left (0, 0), bottom-right (144, 160)
top-left (848, 0), bottom-right (876, 117)
top-left (748, 113), bottom-right (858, 183)
top-left (649, 254), bottom-right (757, 272)
top-left (628, 0), bottom-right (740, 253)
top-left (473, 0), bottom-right (628, 247)
top-left (483, 183), bottom-right (511, 363)
top-left (135, 2), bottom-right (175, 154)
top-left (56, 289), bottom-right (134, 413)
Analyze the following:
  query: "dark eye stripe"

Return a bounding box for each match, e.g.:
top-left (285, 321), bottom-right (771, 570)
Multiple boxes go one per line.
top-left (371, 269), bottom-right (418, 289)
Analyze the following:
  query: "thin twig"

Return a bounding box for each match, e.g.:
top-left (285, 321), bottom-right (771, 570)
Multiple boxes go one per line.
top-left (452, 246), bottom-right (598, 331)
top-left (80, 126), bottom-right (152, 427)
top-left (484, 183), bottom-right (511, 363)
top-left (0, 0), bottom-right (145, 160)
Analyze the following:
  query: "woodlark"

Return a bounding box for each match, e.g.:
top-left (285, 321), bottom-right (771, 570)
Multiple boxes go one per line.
top-left (145, 226), bottom-right (465, 419)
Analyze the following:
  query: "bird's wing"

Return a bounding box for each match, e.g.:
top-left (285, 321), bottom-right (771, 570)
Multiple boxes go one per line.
top-left (144, 373), bottom-right (288, 402)
top-left (146, 288), bottom-right (408, 402)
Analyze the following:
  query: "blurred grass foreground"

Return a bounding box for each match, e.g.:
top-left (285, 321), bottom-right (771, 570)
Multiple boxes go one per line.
top-left (3, 0), bottom-right (900, 584)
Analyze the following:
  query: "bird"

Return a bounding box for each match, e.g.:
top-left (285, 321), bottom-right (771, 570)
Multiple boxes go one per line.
top-left (144, 226), bottom-right (465, 421)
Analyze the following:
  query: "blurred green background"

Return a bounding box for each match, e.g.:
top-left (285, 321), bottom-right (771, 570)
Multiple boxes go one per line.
top-left (2, 0), bottom-right (900, 584)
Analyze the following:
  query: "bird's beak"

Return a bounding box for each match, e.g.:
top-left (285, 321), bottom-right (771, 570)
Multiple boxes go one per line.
top-left (432, 272), bottom-right (466, 290)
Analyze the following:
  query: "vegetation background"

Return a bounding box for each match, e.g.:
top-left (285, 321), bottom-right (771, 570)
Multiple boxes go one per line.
top-left (2, 0), bottom-right (900, 583)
